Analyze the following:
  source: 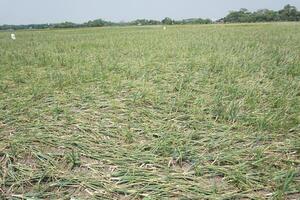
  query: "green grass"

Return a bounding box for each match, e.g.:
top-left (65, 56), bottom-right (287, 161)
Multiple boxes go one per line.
top-left (0, 23), bottom-right (299, 199)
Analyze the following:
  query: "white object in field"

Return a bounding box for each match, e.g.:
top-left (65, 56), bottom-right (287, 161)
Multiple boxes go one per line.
top-left (11, 33), bottom-right (16, 40)
top-left (163, 26), bottom-right (167, 30)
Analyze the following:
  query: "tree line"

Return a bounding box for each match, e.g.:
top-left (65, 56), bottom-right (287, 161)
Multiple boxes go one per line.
top-left (0, 17), bottom-right (212, 30)
top-left (221, 4), bottom-right (300, 23)
top-left (1, 4), bottom-right (299, 30)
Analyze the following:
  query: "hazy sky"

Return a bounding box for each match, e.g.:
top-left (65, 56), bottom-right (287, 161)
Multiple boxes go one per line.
top-left (1, 0), bottom-right (300, 25)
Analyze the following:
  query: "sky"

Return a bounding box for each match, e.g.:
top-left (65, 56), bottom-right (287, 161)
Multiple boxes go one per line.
top-left (0, 0), bottom-right (300, 25)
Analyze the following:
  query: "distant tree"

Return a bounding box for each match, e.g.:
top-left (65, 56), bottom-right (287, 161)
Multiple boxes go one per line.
top-left (132, 19), bottom-right (148, 26)
top-left (224, 8), bottom-right (254, 23)
top-left (162, 17), bottom-right (174, 25)
top-left (177, 18), bottom-right (212, 24)
top-left (83, 19), bottom-right (113, 27)
top-left (253, 9), bottom-right (279, 22)
top-left (53, 22), bottom-right (77, 28)
top-left (128, 19), bottom-right (161, 26)
top-left (148, 20), bottom-right (161, 25)
top-left (279, 4), bottom-right (300, 21)
top-left (223, 4), bottom-right (300, 23)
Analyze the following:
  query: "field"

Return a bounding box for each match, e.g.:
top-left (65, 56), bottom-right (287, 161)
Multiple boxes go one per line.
top-left (0, 23), bottom-right (299, 199)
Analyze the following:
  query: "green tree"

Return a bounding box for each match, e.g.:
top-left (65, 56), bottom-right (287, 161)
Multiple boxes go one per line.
top-left (253, 9), bottom-right (279, 22)
top-left (279, 4), bottom-right (300, 21)
top-left (162, 17), bottom-right (174, 25)
top-left (54, 22), bottom-right (77, 28)
top-left (84, 19), bottom-right (112, 27)
top-left (224, 9), bottom-right (253, 23)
